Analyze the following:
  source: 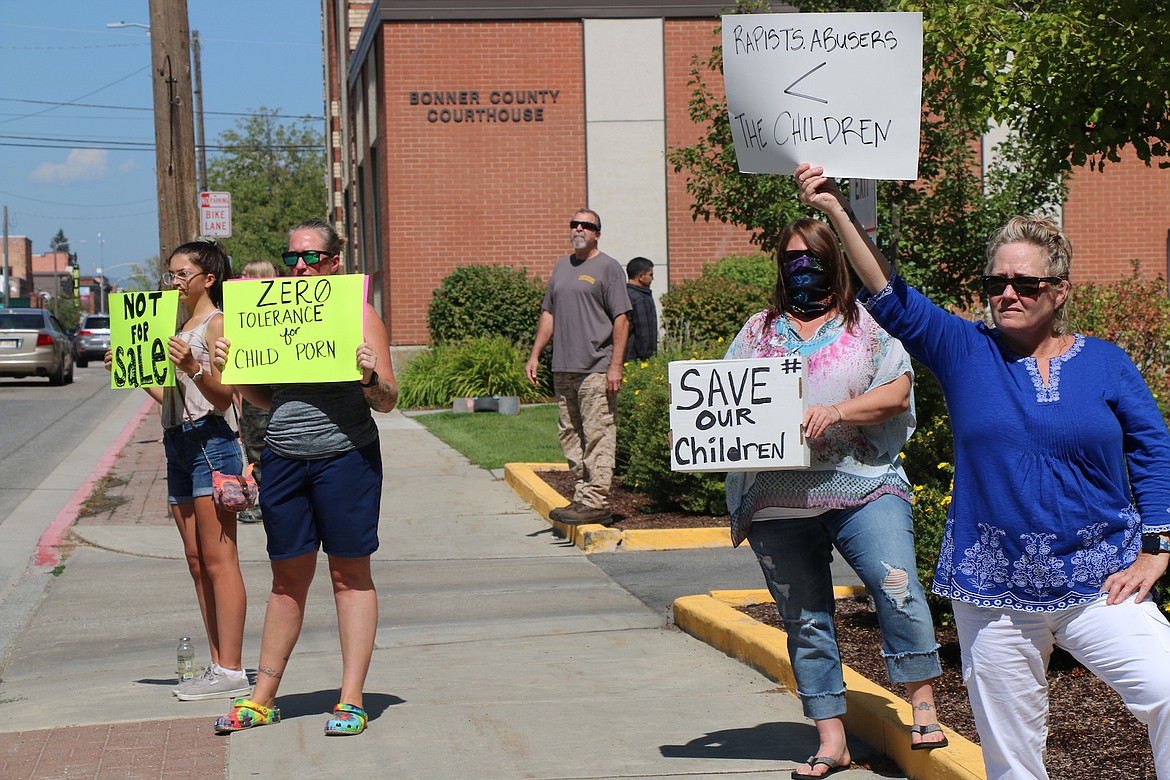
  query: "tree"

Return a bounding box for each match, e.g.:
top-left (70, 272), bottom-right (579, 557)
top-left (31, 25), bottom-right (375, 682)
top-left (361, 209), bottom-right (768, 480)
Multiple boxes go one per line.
top-left (49, 229), bottom-right (69, 254)
top-left (666, 0), bottom-right (1064, 307)
top-left (912, 0), bottom-right (1170, 176)
top-left (207, 107), bottom-right (327, 270)
top-left (121, 257), bottom-right (166, 293)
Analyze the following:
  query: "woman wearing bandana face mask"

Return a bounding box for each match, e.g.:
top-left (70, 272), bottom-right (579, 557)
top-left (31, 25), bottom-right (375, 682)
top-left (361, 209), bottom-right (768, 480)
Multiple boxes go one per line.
top-left (724, 218), bottom-right (946, 779)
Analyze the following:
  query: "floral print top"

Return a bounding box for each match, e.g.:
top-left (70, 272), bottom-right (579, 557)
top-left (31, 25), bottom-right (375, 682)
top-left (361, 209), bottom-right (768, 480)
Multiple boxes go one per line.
top-left (864, 274), bottom-right (1170, 611)
top-left (723, 306), bottom-right (915, 546)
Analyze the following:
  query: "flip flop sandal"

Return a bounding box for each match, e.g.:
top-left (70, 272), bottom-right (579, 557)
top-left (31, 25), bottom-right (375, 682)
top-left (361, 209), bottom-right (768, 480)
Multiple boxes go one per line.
top-left (791, 755), bottom-right (852, 779)
top-left (325, 702), bottom-right (368, 736)
top-left (910, 723), bottom-right (950, 750)
top-left (214, 698), bottom-right (281, 734)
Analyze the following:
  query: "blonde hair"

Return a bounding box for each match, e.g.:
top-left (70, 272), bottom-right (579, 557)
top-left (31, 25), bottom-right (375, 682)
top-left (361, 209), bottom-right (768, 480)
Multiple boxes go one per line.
top-left (241, 259), bottom-right (279, 279)
top-left (984, 215), bottom-right (1072, 334)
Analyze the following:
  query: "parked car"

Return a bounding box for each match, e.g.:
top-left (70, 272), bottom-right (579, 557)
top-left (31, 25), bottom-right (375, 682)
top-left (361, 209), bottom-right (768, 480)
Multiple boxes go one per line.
top-left (73, 314), bottom-right (111, 368)
top-left (0, 308), bottom-right (75, 385)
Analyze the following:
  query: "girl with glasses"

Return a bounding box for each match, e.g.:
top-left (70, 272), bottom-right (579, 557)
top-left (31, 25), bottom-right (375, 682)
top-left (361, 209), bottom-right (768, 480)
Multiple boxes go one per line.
top-left (795, 162), bottom-right (1170, 780)
top-left (106, 238), bottom-right (251, 703)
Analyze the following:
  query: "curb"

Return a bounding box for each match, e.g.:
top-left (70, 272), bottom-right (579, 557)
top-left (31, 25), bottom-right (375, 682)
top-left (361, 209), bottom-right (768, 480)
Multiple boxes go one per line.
top-left (673, 590), bottom-right (986, 780)
top-left (503, 462), bottom-right (731, 552)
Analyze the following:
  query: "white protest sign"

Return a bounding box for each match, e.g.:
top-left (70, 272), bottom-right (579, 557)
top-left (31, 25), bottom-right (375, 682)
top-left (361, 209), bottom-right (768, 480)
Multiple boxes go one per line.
top-left (722, 12), bottom-right (923, 180)
top-left (668, 357), bottom-right (809, 472)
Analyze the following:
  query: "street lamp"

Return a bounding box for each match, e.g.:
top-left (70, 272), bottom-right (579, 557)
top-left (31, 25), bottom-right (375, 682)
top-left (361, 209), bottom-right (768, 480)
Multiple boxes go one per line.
top-left (106, 21), bottom-right (207, 192)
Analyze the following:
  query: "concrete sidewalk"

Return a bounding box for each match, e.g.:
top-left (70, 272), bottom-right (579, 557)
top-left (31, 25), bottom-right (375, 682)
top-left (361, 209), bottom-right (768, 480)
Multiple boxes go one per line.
top-left (0, 404), bottom-right (905, 779)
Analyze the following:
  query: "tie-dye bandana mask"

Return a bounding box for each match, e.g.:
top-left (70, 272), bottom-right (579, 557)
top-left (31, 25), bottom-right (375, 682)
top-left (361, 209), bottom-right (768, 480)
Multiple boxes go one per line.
top-left (781, 249), bottom-right (834, 317)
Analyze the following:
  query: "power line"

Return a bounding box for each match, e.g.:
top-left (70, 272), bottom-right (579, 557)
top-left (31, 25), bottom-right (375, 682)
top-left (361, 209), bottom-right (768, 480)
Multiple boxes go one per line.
top-left (0, 97), bottom-right (324, 121)
top-left (0, 190), bottom-right (156, 208)
top-left (0, 66), bottom-right (151, 126)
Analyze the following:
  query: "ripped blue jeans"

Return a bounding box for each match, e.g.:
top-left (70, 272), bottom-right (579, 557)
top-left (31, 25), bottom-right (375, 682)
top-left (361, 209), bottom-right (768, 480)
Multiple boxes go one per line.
top-left (747, 494), bottom-right (941, 721)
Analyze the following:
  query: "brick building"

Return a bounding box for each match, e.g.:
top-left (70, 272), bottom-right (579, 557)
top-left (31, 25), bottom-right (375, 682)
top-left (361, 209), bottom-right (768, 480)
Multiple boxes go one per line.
top-left (322, 1), bottom-right (1170, 346)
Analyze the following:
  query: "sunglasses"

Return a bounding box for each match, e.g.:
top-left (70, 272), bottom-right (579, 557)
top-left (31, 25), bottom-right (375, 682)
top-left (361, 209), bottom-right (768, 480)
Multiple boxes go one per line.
top-left (162, 270), bottom-right (207, 286)
top-left (281, 250), bottom-right (334, 267)
top-left (569, 220), bottom-right (600, 232)
top-left (981, 275), bottom-right (1065, 297)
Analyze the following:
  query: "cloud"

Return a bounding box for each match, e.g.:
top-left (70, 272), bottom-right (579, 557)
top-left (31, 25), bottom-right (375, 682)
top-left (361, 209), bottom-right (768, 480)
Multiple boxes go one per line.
top-left (118, 158), bottom-right (138, 174)
top-left (28, 149), bottom-right (110, 184)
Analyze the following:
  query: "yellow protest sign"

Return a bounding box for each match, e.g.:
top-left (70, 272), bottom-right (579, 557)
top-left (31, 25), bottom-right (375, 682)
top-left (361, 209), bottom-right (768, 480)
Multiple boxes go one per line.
top-left (221, 274), bottom-right (367, 384)
top-left (109, 290), bottom-right (181, 389)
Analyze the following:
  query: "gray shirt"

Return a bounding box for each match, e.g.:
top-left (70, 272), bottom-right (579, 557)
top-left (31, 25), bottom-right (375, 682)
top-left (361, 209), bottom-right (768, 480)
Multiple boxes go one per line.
top-left (542, 252), bottom-right (632, 373)
top-left (265, 382), bottom-right (378, 459)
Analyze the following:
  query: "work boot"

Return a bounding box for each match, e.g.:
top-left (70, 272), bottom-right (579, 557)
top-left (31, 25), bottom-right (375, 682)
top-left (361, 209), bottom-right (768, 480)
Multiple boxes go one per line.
top-left (549, 501), bottom-right (584, 522)
top-left (556, 504), bottom-right (614, 526)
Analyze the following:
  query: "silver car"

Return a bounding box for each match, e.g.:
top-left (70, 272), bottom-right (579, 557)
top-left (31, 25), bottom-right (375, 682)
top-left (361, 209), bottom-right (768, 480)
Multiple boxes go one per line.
top-left (73, 313), bottom-right (111, 368)
top-left (0, 308), bottom-right (75, 385)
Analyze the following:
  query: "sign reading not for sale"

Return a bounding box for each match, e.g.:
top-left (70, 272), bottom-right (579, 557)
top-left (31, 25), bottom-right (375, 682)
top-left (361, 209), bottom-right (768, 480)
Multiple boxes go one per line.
top-left (668, 357), bottom-right (810, 472)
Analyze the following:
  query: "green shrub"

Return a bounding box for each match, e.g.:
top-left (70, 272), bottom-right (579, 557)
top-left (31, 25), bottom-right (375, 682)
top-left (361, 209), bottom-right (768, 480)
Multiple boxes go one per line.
top-left (428, 265), bottom-right (546, 345)
top-left (397, 336), bottom-right (550, 409)
top-left (701, 253), bottom-right (776, 292)
top-left (661, 275), bottom-right (768, 346)
top-left (617, 347), bottom-right (727, 515)
top-left (1067, 264), bottom-right (1170, 420)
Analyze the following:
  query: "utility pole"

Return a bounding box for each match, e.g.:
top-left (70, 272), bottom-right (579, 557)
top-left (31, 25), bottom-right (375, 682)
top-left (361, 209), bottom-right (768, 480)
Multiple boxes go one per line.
top-left (192, 30), bottom-right (208, 193)
top-left (148, 0), bottom-right (198, 263)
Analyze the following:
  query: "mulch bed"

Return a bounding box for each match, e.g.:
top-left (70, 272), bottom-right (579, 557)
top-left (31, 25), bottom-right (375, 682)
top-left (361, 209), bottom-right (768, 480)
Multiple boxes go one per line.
top-left (537, 469), bottom-right (725, 529)
top-left (741, 597), bottom-right (1157, 779)
top-left (536, 470), bottom-right (1157, 778)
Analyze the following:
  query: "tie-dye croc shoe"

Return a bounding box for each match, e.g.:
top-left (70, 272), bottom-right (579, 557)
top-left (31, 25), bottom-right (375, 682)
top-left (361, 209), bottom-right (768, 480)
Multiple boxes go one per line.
top-left (324, 702), bottom-right (368, 735)
top-left (214, 698), bottom-right (281, 734)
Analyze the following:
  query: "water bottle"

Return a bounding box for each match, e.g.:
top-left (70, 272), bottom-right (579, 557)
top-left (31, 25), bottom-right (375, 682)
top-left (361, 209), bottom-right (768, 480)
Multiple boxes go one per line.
top-left (176, 636), bottom-right (195, 683)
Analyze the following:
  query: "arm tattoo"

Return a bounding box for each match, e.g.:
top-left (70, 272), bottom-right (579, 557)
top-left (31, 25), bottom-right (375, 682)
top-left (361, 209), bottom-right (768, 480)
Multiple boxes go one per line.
top-left (364, 378), bottom-right (399, 412)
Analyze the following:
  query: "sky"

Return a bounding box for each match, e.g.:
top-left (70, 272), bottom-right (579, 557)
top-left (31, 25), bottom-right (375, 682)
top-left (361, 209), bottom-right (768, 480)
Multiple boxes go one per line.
top-left (0, 1), bottom-right (327, 285)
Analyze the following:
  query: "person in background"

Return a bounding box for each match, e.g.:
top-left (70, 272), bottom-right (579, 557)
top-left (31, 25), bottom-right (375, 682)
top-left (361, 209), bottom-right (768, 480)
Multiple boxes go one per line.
top-left (106, 238), bottom-right (250, 703)
top-left (526, 209), bottom-right (631, 527)
top-left (234, 259), bottom-right (279, 525)
top-left (797, 161), bottom-right (1170, 780)
top-left (211, 220), bottom-right (398, 738)
top-left (624, 256), bottom-right (658, 362)
top-left (724, 217), bottom-right (946, 779)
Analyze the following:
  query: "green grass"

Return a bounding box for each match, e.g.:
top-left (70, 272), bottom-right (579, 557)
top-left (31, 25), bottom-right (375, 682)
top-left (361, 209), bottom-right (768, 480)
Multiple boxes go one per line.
top-left (411, 403), bottom-right (565, 470)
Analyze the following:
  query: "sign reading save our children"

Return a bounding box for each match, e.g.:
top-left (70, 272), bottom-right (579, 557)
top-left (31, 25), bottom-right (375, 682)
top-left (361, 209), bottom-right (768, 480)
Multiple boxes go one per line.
top-left (221, 274), bottom-right (368, 384)
top-left (109, 290), bottom-right (181, 389)
top-left (668, 357), bottom-right (810, 472)
top-left (722, 12), bottom-right (923, 180)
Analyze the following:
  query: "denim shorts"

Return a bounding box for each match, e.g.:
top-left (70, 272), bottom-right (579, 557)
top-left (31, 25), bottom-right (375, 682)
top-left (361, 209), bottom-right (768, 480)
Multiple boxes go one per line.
top-left (259, 440), bottom-right (382, 560)
top-left (163, 415), bottom-right (243, 505)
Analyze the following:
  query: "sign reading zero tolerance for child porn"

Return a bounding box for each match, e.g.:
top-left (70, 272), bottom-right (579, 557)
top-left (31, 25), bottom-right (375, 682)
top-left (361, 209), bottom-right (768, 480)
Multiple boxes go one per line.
top-left (668, 357), bottom-right (810, 473)
top-left (220, 274), bottom-right (368, 384)
top-left (722, 11), bottom-right (923, 180)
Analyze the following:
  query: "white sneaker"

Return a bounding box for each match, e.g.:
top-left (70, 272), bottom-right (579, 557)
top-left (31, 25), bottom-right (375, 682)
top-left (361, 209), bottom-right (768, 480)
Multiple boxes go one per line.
top-left (172, 665), bottom-right (212, 697)
top-left (175, 667), bottom-right (252, 702)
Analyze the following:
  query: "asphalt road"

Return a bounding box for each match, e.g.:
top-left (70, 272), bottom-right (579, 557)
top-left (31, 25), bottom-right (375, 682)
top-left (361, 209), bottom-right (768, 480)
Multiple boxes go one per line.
top-left (0, 364), bottom-right (127, 527)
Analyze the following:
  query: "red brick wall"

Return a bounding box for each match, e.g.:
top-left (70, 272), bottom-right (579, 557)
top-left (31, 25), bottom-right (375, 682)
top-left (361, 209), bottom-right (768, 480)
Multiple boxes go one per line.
top-left (1063, 151), bottom-right (1170, 283)
top-left (664, 19), bottom-right (760, 283)
top-left (379, 21), bottom-right (586, 344)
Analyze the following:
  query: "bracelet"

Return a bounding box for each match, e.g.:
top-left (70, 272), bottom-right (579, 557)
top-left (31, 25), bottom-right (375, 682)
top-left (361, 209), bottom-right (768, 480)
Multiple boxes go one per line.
top-left (831, 404), bottom-right (843, 423)
top-left (359, 370), bottom-right (379, 388)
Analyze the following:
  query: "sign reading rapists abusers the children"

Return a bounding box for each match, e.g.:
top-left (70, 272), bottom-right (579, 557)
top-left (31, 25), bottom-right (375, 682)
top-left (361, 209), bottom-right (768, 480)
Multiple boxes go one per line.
top-left (220, 275), bottom-right (368, 384)
top-left (668, 357), bottom-right (810, 472)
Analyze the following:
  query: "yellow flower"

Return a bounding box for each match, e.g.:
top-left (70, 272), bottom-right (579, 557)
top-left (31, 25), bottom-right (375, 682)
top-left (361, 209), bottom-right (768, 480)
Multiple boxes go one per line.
top-left (913, 484), bottom-right (924, 492)
top-left (943, 495), bottom-right (952, 505)
top-left (640, 361), bottom-right (649, 369)
top-left (937, 462), bottom-right (951, 470)
top-left (634, 389), bottom-right (640, 395)
top-left (717, 336), bottom-right (725, 343)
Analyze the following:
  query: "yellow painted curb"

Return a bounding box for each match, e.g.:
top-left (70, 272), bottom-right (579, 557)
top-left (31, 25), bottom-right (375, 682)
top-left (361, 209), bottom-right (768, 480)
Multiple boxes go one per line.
top-left (674, 592), bottom-right (987, 780)
top-left (504, 462), bottom-right (731, 552)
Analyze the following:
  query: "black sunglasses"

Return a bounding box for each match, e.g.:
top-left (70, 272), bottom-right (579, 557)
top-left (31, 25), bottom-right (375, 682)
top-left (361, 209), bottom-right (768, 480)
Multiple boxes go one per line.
top-left (281, 250), bottom-right (334, 267)
top-left (981, 275), bottom-right (1065, 297)
top-left (569, 220), bottom-right (600, 232)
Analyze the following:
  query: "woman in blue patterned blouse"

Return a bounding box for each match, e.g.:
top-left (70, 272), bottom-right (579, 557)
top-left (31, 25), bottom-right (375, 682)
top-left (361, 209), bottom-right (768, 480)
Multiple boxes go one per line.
top-left (796, 162), bottom-right (1170, 780)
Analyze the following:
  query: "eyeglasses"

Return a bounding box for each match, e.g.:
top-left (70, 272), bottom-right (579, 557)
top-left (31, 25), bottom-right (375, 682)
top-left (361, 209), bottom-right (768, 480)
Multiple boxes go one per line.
top-left (981, 275), bottom-right (1065, 297)
top-left (162, 270), bottom-right (207, 286)
top-left (569, 220), bottom-right (600, 232)
top-left (281, 250), bottom-right (334, 267)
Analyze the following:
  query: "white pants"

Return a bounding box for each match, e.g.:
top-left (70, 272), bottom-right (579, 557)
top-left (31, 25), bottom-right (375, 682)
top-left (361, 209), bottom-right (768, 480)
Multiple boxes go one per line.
top-left (953, 596), bottom-right (1170, 779)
